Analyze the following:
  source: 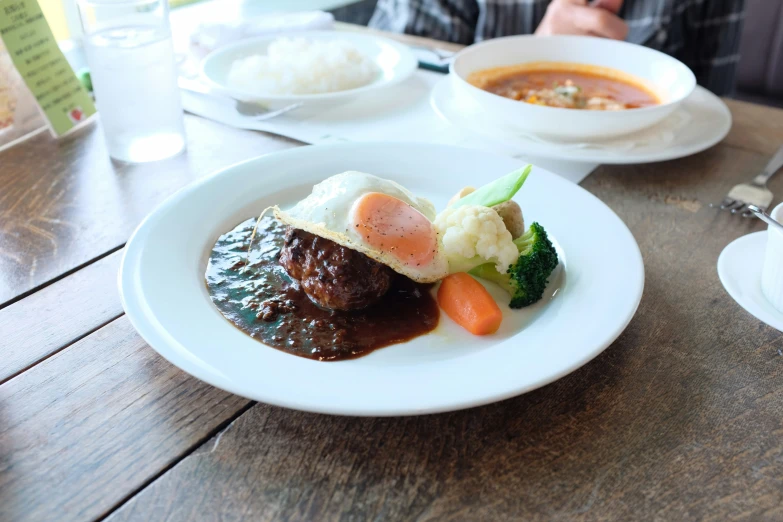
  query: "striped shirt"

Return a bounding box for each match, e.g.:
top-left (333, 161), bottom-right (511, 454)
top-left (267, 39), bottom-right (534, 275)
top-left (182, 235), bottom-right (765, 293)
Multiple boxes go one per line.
top-left (369, 0), bottom-right (746, 95)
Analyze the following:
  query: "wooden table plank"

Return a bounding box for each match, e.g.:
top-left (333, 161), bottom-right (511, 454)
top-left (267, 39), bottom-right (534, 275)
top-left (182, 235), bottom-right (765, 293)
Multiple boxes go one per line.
top-left (724, 99), bottom-right (783, 157)
top-left (0, 116), bottom-right (301, 307)
top-left (2, 23), bottom-right (783, 522)
top-left (336, 21), bottom-right (464, 52)
top-left (0, 250), bottom-right (123, 384)
top-left (102, 145), bottom-right (783, 522)
top-left (0, 317), bottom-right (252, 522)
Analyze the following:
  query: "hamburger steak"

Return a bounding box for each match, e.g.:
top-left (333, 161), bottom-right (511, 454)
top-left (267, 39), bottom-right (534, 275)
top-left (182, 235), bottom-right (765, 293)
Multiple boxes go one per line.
top-left (279, 227), bottom-right (395, 311)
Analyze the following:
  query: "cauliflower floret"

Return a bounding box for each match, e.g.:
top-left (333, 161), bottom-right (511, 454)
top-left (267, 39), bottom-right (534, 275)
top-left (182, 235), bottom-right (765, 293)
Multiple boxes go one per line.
top-left (434, 204), bottom-right (519, 274)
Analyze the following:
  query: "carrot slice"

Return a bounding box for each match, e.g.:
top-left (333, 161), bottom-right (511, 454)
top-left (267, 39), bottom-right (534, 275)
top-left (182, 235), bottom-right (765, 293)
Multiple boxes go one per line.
top-left (437, 273), bottom-right (503, 335)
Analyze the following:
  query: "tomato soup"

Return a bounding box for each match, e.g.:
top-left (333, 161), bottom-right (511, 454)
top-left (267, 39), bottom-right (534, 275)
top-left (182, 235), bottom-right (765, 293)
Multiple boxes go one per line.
top-left (468, 63), bottom-right (659, 111)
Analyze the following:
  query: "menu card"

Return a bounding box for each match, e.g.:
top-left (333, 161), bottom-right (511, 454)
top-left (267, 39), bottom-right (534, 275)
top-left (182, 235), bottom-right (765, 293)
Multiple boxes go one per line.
top-left (0, 0), bottom-right (95, 136)
top-left (1, 38), bottom-right (46, 151)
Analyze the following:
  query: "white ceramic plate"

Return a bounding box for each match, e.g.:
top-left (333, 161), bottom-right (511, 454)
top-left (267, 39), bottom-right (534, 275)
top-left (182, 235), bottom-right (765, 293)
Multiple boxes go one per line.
top-left (201, 31), bottom-right (418, 106)
top-left (119, 143), bottom-right (644, 416)
top-left (450, 35), bottom-right (696, 140)
top-left (431, 78), bottom-right (731, 165)
top-left (718, 232), bottom-right (783, 332)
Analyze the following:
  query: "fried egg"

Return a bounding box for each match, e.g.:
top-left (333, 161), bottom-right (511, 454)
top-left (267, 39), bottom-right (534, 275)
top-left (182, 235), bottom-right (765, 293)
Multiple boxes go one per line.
top-left (274, 171), bottom-right (449, 283)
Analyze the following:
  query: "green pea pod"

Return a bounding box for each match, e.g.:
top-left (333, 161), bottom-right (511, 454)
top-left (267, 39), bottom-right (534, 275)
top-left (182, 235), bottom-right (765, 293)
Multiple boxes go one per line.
top-left (450, 165), bottom-right (531, 208)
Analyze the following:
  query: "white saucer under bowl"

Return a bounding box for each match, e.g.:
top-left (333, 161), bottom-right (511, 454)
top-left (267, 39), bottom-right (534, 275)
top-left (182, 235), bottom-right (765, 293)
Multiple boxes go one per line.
top-left (430, 78), bottom-right (731, 165)
top-left (718, 232), bottom-right (783, 332)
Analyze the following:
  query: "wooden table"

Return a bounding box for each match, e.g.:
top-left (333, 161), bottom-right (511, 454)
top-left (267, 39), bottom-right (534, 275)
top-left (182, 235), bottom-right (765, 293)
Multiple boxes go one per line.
top-left (2, 28), bottom-right (783, 521)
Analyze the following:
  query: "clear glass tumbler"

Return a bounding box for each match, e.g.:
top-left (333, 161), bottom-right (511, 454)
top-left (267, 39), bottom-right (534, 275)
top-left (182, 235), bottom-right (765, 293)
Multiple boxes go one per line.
top-left (78, 0), bottom-right (186, 162)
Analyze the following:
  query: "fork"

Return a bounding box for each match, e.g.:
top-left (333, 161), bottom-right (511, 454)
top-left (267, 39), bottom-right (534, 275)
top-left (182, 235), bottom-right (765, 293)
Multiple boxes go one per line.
top-left (178, 78), bottom-right (302, 120)
top-left (716, 144), bottom-right (783, 217)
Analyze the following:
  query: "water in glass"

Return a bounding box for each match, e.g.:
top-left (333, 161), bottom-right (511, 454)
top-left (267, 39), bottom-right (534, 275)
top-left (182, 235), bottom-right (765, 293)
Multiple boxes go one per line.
top-left (84, 23), bottom-right (185, 162)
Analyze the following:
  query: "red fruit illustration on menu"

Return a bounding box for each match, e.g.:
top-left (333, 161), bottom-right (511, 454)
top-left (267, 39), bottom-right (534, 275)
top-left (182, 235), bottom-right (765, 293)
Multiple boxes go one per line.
top-left (68, 107), bottom-right (85, 123)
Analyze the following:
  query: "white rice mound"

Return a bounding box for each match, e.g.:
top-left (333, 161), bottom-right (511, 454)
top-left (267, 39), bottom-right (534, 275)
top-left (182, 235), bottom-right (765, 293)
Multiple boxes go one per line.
top-left (226, 37), bottom-right (379, 95)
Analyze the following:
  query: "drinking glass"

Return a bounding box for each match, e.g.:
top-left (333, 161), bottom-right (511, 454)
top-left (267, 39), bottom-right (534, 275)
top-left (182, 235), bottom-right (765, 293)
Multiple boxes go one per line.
top-left (78, 0), bottom-right (186, 162)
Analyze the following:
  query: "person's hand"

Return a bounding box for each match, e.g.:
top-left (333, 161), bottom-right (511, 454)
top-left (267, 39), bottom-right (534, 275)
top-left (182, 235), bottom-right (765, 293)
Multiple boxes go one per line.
top-left (535, 0), bottom-right (628, 40)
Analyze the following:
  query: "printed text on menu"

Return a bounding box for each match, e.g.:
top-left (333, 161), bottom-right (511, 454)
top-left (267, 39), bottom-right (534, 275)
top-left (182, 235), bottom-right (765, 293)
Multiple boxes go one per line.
top-left (0, 0), bottom-right (95, 135)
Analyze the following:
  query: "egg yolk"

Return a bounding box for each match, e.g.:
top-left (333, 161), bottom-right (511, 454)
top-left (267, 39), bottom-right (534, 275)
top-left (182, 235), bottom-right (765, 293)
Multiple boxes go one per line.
top-left (351, 192), bottom-right (437, 267)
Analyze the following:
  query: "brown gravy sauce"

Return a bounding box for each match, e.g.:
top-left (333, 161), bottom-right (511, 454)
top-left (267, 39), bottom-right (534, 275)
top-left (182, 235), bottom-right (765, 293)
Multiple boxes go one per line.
top-left (205, 216), bottom-right (439, 361)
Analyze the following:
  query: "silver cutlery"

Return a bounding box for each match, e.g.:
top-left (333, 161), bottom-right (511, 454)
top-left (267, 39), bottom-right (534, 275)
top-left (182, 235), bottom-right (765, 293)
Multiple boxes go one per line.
top-left (178, 78), bottom-right (302, 120)
top-left (747, 205), bottom-right (783, 232)
top-left (411, 45), bottom-right (456, 73)
top-left (715, 144), bottom-right (783, 217)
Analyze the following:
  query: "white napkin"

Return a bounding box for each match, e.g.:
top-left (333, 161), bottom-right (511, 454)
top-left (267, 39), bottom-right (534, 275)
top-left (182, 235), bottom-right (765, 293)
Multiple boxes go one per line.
top-left (190, 11), bottom-right (335, 54)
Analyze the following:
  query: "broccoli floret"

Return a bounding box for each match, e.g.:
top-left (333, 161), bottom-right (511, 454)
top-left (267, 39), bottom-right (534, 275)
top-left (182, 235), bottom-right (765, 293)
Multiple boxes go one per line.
top-left (469, 222), bottom-right (558, 308)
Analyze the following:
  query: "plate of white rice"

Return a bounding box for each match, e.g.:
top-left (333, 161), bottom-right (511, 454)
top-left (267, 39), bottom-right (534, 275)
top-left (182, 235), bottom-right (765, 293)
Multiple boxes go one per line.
top-left (201, 31), bottom-right (418, 105)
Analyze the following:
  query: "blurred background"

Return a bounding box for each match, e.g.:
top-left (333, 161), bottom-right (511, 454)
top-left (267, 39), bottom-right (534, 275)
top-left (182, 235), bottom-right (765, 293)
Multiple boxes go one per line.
top-left (337, 0), bottom-right (782, 107)
top-left (20, 0), bottom-right (783, 109)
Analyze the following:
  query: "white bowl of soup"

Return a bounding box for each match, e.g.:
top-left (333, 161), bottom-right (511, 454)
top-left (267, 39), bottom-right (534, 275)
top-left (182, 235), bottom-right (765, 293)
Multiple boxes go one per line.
top-left (449, 35), bottom-right (696, 140)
